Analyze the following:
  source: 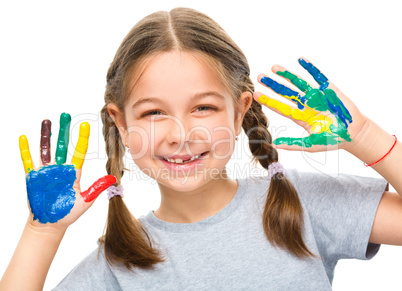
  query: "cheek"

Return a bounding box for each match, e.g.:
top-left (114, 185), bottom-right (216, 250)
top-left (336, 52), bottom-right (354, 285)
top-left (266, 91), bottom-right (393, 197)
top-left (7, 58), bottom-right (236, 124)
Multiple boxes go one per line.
top-left (210, 124), bottom-right (236, 160)
top-left (126, 126), bottom-right (152, 161)
top-left (127, 131), bottom-right (156, 180)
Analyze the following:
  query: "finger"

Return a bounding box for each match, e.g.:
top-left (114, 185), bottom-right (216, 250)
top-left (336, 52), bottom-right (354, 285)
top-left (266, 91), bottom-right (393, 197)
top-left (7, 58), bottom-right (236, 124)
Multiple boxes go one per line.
top-left (274, 132), bottom-right (341, 148)
top-left (280, 59), bottom-right (351, 127)
top-left (298, 57), bottom-right (330, 91)
top-left (255, 92), bottom-right (313, 124)
top-left (271, 66), bottom-right (329, 112)
top-left (19, 135), bottom-right (34, 173)
top-left (272, 64), bottom-right (314, 93)
top-left (259, 74), bottom-right (307, 110)
top-left (40, 119), bottom-right (51, 166)
top-left (71, 122), bottom-right (90, 169)
top-left (274, 143), bottom-right (341, 153)
top-left (253, 92), bottom-right (302, 128)
top-left (255, 92), bottom-right (334, 134)
top-left (55, 113), bottom-right (72, 165)
top-left (81, 175), bottom-right (117, 202)
top-left (274, 136), bottom-right (310, 148)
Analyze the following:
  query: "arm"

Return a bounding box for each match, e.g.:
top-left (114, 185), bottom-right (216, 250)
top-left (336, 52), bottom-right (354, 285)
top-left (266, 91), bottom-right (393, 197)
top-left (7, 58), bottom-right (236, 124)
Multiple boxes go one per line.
top-left (0, 114), bottom-right (115, 290)
top-left (347, 119), bottom-right (402, 245)
top-left (347, 118), bottom-right (401, 195)
top-left (0, 221), bottom-right (66, 290)
top-left (254, 58), bottom-right (402, 245)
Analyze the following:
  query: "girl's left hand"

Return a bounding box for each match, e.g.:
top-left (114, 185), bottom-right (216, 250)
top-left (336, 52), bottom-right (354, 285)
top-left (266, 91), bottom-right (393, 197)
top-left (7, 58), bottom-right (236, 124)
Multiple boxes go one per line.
top-left (254, 57), bottom-right (368, 152)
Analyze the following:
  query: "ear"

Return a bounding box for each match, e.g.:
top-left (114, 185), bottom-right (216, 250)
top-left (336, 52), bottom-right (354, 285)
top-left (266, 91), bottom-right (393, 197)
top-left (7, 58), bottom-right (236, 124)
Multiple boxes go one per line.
top-left (107, 103), bottom-right (128, 145)
top-left (234, 91), bottom-right (253, 135)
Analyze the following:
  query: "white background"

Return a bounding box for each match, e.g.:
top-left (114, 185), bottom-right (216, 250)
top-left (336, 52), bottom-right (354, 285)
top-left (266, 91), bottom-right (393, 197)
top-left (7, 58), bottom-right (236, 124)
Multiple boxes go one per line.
top-left (0, 0), bottom-right (401, 290)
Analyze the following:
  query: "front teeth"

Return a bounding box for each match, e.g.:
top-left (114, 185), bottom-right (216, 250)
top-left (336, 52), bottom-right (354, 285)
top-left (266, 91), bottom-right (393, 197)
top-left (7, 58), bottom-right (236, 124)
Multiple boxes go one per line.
top-left (164, 153), bottom-right (202, 164)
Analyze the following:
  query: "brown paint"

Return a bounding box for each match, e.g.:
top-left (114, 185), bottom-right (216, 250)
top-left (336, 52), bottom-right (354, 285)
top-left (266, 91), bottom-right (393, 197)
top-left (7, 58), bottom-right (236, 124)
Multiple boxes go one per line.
top-left (40, 119), bottom-right (51, 165)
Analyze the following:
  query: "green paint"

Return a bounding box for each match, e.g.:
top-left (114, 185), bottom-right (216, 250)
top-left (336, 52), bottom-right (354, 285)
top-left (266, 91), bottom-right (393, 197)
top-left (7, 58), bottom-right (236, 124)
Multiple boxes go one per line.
top-left (273, 132), bottom-right (341, 148)
top-left (329, 118), bottom-right (352, 142)
top-left (277, 70), bottom-right (352, 129)
top-left (272, 66), bottom-right (353, 148)
top-left (323, 89), bottom-right (338, 108)
top-left (304, 88), bottom-right (328, 112)
top-left (277, 70), bottom-right (328, 111)
top-left (276, 70), bottom-right (309, 92)
top-left (55, 113), bottom-right (71, 165)
top-left (323, 88), bottom-right (352, 124)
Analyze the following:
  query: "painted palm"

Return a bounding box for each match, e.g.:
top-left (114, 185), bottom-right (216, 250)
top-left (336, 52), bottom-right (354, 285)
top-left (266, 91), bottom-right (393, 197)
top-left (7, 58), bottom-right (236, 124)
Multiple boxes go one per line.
top-left (19, 113), bottom-right (116, 224)
top-left (257, 58), bottom-right (352, 148)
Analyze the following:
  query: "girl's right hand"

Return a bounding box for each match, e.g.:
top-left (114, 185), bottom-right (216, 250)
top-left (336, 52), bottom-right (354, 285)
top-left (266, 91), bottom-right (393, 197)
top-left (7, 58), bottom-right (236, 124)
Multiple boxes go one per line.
top-left (19, 113), bottom-right (116, 232)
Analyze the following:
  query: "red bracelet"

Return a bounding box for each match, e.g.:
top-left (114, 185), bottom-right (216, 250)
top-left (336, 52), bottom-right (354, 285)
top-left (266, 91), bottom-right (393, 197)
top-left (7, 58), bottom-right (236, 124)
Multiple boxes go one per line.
top-left (364, 135), bottom-right (397, 167)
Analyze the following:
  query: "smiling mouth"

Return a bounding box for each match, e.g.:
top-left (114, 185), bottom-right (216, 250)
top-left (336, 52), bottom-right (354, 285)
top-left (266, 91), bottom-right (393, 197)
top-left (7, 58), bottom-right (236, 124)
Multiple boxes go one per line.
top-left (161, 151), bottom-right (208, 164)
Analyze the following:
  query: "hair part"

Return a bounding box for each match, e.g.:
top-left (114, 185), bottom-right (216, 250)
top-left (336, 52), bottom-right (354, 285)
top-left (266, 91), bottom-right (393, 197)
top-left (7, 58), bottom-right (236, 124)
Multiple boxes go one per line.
top-left (100, 7), bottom-right (317, 270)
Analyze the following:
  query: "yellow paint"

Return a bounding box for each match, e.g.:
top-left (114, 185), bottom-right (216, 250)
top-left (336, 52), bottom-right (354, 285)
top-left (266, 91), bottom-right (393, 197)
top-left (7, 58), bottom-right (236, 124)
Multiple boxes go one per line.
top-left (282, 95), bottom-right (305, 109)
top-left (19, 135), bottom-right (34, 173)
top-left (72, 122), bottom-right (90, 169)
top-left (258, 95), bottom-right (333, 134)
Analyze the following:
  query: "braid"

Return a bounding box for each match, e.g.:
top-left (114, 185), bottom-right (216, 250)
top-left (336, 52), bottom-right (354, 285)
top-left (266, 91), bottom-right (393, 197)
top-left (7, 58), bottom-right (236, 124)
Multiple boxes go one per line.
top-left (100, 86), bottom-right (164, 269)
top-left (242, 97), bottom-right (317, 258)
top-left (242, 100), bottom-right (278, 169)
top-left (101, 104), bottom-right (125, 185)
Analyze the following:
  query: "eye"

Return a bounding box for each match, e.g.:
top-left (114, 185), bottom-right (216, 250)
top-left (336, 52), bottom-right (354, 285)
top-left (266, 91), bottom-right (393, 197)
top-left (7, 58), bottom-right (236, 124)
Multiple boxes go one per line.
top-left (142, 110), bottom-right (163, 117)
top-left (195, 106), bottom-right (217, 112)
top-left (141, 106), bottom-right (217, 118)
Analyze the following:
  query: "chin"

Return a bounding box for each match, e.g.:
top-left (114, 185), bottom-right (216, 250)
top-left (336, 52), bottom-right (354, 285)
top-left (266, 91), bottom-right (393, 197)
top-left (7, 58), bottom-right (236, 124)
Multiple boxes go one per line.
top-left (156, 174), bottom-right (210, 192)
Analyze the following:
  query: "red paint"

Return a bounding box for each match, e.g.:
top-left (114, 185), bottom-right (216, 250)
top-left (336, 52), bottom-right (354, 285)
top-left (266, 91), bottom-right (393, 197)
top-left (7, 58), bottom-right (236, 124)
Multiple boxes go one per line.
top-left (81, 175), bottom-right (117, 202)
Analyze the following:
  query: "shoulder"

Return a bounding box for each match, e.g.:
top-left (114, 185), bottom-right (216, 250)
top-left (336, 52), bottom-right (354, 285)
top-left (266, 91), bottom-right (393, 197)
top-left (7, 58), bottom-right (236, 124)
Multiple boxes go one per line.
top-left (283, 169), bottom-right (388, 202)
top-left (242, 169), bottom-right (387, 206)
top-left (53, 243), bottom-right (121, 290)
top-left (239, 169), bottom-right (316, 196)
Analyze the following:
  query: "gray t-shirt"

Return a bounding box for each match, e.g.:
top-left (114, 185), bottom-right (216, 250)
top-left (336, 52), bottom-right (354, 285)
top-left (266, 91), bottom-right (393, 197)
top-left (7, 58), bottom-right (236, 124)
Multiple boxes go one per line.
top-left (53, 170), bottom-right (388, 290)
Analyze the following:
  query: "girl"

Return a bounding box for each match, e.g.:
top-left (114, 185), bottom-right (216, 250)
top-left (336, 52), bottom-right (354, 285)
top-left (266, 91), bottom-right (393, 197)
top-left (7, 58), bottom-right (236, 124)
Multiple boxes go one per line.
top-left (1, 6), bottom-right (401, 290)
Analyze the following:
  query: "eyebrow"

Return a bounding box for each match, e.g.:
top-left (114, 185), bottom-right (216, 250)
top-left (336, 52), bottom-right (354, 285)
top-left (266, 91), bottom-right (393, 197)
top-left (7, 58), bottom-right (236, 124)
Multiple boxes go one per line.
top-left (131, 91), bottom-right (226, 109)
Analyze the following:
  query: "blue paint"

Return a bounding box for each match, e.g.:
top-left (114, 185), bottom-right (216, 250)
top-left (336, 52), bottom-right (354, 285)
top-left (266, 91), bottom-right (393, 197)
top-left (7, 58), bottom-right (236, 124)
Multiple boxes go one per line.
top-left (26, 164), bottom-right (76, 223)
top-left (298, 58), bottom-right (329, 91)
top-left (298, 95), bottom-right (307, 109)
top-left (261, 76), bottom-right (306, 109)
top-left (323, 88), bottom-right (352, 128)
top-left (294, 59), bottom-right (352, 128)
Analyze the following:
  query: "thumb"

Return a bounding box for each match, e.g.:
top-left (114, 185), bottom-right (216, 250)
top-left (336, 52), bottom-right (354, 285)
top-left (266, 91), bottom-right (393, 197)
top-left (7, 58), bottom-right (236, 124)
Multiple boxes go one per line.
top-left (81, 175), bottom-right (117, 202)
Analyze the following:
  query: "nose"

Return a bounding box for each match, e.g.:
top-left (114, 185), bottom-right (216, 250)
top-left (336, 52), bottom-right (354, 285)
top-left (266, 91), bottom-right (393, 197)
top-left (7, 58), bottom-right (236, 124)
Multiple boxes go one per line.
top-left (163, 115), bottom-right (210, 148)
top-left (164, 115), bottom-right (187, 145)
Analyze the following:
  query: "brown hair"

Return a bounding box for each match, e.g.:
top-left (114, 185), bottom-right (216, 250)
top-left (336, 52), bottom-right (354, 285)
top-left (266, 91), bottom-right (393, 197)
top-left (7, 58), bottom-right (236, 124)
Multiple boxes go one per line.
top-left (100, 7), bottom-right (317, 270)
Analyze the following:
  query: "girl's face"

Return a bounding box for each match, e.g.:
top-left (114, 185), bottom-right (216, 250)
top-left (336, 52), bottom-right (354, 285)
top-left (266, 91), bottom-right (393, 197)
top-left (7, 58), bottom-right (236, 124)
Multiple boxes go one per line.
top-left (113, 50), bottom-right (251, 193)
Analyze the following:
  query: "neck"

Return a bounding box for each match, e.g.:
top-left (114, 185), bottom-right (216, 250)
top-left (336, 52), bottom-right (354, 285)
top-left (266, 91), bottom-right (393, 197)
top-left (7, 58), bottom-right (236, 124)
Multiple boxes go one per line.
top-left (154, 169), bottom-right (238, 223)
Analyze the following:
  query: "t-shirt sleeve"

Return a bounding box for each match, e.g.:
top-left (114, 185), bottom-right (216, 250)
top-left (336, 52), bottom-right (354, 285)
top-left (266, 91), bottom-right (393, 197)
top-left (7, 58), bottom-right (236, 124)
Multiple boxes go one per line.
top-left (287, 170), bottom-right (388, 265)
top-left (52, 247), bottom-right (121, 291)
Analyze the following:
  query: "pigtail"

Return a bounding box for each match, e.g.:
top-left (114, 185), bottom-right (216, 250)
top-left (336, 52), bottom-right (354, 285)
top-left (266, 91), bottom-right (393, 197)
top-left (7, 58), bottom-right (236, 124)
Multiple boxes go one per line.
top-left (243, 99), bottom-right (317, 259)
top-left (99, 106), bottom-right (164, 269)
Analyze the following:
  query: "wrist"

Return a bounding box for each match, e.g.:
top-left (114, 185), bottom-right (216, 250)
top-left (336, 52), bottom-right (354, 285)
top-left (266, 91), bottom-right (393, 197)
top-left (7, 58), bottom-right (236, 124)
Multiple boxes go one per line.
top-left (25, 216), bottom-right (67, 240)
top-left (345, 118), bottom-right (395, 165)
